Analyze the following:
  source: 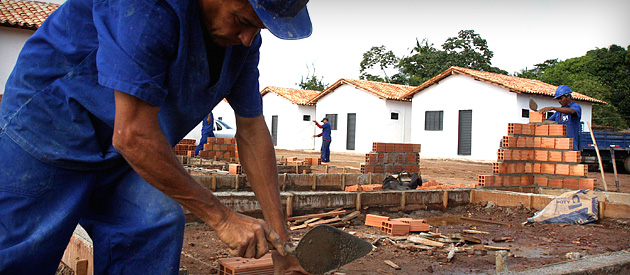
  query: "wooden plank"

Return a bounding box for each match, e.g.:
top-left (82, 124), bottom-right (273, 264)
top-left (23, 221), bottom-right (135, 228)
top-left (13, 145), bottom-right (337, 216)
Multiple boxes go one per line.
top-left (407, 236), bottom-right (445, 247)
top-left (306, 217), bottom-right (341, 228)
top-left (461, 229), bottom-right (487, 235)
top-left (384, 260), bottom-right (401, 270)
top-left (286, 210), bottom-right (346, 221)
top-left (340, 210), bottom-right (362, 222)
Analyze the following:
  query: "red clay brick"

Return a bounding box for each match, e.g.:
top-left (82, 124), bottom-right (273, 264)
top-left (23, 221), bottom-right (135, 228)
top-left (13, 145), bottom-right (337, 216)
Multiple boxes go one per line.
top-left (555, 164), bottom-right (570, 175)
top-left (229, 164), bottom-right (242, 174)
top-left (521, 124), bottom-right (536, 135)
top-left (478, 175), bottom-right (494, 186)
top-left (548, 178), bottom-right (563, 188)
top-left (534, 176), bottom-right (548, 187)
top-left (578, 178), bottom-right (595, 190)
top-left (563, 151), bottom-right (581, 163)
top-left (381, 220), bottom-right (410, 236)
top-left (555, 138), bottom-right (573, 150)
top-left (529, 112), bottom-right (544, 123)
top-left (548, 124), bottom-right (567, 136)
top-left (533, 163), bottom-right (542, 173)
top-left (508, 123), bottom-right (523, 135)
top-left (542, 163), bottom-right (555, 174)
top-left (535, 150), bottom-right (549, 162)
top-left (569, 164), bottom-right (588, 177)
top-left (365, 214), bottom-right (389, 227)
top-left (541, 137), bottom-right (556, 149)
top-left (563, 178), bottom-right (579, 189)
top-left (548, 151), bottom-right (563, 162)
top-left (535, 125), bottom-right (549, 136)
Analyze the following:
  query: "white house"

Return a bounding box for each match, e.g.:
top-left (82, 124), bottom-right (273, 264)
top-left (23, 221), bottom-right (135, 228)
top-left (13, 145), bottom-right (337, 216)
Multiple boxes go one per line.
top-left (404, 66), bottom-right (606, 161)
top-left (261, 86), bottom-right (321, 150)
top-left (0, 0), bottom-right (61, 97)
top-left (308, 78), bottom-right (416, 153)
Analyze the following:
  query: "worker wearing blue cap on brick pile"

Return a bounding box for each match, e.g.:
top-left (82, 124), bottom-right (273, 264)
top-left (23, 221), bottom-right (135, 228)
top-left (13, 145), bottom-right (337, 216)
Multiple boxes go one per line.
top-left (195, 113), bottom-right (216, 156)
top-left (0, 0), bottom-right (312, 274)
top-left (313, 118), bottom-right (332, 162)
top-left (539, 85), bottom-right (582, 150)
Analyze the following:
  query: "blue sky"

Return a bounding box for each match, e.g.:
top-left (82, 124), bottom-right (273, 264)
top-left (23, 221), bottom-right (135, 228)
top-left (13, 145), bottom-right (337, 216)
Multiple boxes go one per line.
top-left (257, 0), bottom-right (630, 90)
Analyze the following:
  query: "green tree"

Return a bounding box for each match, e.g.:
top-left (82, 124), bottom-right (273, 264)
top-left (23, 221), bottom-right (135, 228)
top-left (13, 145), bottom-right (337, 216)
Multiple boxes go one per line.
top-left (359, 46), bottom-right (398, 83)
top-left (516, 59), bottom-right (558, 79)
top-left (359, 30), bottom-right (507, 86)
top-left (521, 45), bottom-right (630, 129)
top-left (297, 64), bottom-right (327, 91)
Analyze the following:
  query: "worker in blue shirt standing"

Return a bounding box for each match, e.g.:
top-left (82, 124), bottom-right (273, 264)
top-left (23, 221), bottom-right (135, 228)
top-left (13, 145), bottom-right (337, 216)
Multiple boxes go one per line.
top-left (539, 85), bottom-right (582, 150)
top-left (313, 118), bottom-right (332, 162)
top-left (195, 113), bottom-right (215, 156)
top-left (0, 0), bottom-right (312, 274)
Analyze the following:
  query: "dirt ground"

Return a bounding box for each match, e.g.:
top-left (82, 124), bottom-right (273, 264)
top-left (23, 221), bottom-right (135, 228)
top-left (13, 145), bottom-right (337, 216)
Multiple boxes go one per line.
top-left (178, 149), bottom-right (630, 274)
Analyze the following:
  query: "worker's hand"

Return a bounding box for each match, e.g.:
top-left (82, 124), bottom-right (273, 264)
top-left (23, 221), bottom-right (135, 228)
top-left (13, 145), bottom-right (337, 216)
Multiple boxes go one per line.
top-left (272, 250), bottom-right (312, 275)
top-left (539, 107), bottom-right (555, 113)
top-left (312, 135), bottom-right (317, 137)
top-left (312, 120), bottom-right (317, 123)
top-left (214, 211), bottom-right (286, 259)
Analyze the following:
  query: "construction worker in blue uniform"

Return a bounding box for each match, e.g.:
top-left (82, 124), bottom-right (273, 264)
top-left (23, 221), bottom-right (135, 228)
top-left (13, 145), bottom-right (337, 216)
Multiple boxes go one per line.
top-left (0, 0), bottom-right (312, 274)
top-left (539, 85), bottom-right (582, 150)
top-left (195, 113), bottom-right (216, 156)
top-left (313, 118), bottom-right (332, 162)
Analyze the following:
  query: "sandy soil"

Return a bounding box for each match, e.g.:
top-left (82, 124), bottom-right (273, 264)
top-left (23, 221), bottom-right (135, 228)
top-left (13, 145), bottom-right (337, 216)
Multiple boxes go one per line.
top-left (178, 149), bottom-right (630, 274)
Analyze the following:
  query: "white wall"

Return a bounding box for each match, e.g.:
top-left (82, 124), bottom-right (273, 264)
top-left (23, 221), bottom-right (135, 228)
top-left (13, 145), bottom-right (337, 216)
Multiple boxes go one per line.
top-left (0, 28), bottom-right (34, 95)
top-left (262, 93), bottom-right (317, 150)
top-left (315, 85), bottom-right (412, 153)
top-left (410, 75), bottom-right (595, 161)
top-left (411, 75), bottom-right (517, 161)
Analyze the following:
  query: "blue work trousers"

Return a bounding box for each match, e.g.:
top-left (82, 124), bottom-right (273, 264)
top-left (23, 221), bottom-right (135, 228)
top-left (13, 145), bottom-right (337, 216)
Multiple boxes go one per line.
top-left (321, 139), bottom-right (331, 162)
top-left (0, 130), bottom-right (185, 274)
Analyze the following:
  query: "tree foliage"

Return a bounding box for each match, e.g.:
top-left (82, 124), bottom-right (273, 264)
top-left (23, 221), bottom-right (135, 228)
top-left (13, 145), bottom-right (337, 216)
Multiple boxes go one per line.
top-left (359, 30), bottom-right (507, 86)
top-left (519, 45), bottom-right (630, 129)
top-left (297, 63), bottom-right (327, 91)
top-left (359, 46), bottom-right (398, 83)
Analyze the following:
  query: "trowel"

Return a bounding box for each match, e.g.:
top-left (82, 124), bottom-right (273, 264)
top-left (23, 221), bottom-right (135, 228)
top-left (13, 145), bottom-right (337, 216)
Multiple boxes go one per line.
top-left (280, 224), bottom-right (373, 274)
top-left (529, 97), bottom-right (538, 111)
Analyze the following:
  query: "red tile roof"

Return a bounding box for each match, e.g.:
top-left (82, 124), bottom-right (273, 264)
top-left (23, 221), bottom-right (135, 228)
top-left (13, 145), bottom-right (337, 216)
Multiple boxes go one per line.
top-left (308, 78), bottom-right (416, 103)
top-left (403, 67), bottom-right (606, 104)
top-left (0, 0), bottom-right (59, 30)
top-left (261, 86), bottom-right (322, 106)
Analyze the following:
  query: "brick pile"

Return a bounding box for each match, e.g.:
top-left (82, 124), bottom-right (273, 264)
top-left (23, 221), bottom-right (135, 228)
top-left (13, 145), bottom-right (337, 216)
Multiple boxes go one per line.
top-left (478, 112), bottom-right (594, 190)
top-left (218, 253), bottom-right (273, 275)
top-left (365, 214), bottom-right (430, 236)
top-left (173, 139), bottom-right (196, 157)
top-left (198, 137), bottom-right (239, 162)
top-left (361, 142), bottom-right (422, 174)
top-left (279, 157), bottom-right (321, 166)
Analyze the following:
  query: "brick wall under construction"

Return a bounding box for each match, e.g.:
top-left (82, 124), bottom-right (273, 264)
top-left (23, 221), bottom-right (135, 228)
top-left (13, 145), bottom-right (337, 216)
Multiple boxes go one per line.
top-left (478, 112), bottom-right (594, 190)
top-left (361, 142), bottom-right (421, 174)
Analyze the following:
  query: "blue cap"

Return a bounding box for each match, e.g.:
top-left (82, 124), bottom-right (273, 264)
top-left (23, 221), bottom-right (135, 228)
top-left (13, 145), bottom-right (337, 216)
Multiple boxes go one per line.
top-left (248, 0), bottom-right (312, 40)
top-left (554, 85), bottom-right (572, 99)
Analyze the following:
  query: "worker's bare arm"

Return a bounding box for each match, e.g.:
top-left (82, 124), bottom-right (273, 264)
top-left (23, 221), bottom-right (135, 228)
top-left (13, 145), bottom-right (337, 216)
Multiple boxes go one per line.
top-left (539, 106), bottom-right (577, 116)
top-left (112, 90), bottom-right (282, 259)
top-left (235, 115), bottom-right (309, 273)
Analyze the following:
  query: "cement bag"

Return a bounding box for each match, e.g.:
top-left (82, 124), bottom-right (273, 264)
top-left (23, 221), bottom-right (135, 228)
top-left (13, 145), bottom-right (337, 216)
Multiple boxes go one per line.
top-left (527, 189), bottom-right (598, 224)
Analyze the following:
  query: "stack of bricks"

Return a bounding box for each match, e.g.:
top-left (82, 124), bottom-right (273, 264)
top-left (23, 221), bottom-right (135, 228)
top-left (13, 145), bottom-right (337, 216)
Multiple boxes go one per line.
top-left (218, 253), bottom-right (273, 275)
top-left (361, 142), bottom-right (422, 174)
top-left (417, 180), bottom-right (477, 189)
top-left (365, 214), bottom-right (430, 236)
top-left (198, 137), bottom-right (239, 162)
top-left (173, 139), bottom-right (196, 157)
top-left (478, 111), bottom-right (594, 190)
top-left (281, 157), bottom-right (321, 166)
